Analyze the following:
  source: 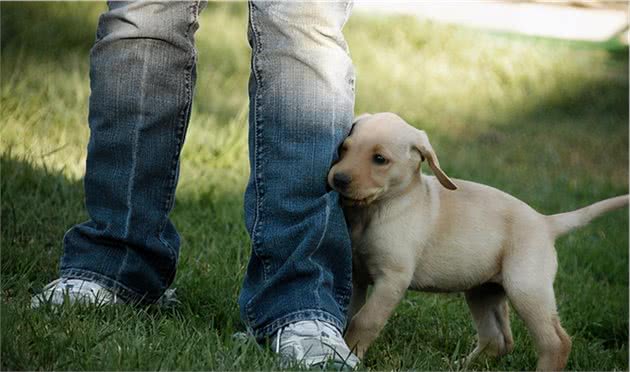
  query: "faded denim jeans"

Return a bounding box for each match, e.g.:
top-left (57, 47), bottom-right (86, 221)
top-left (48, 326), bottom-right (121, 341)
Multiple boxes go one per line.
top-left (60, 1), bottom-right (356, 340)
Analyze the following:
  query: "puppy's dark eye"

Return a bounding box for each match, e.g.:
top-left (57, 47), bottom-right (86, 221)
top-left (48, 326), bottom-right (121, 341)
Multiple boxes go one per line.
top-left (372, 154), bottom-right (388, 165)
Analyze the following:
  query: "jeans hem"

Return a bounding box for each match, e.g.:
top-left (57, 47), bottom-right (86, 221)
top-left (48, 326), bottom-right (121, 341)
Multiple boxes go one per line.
top-left (60, 268), bottom-right (158, 305)
top-left (253, 309), bottom-right (345, 341)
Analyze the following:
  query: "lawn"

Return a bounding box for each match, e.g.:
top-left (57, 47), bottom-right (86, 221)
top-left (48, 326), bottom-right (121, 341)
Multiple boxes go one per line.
top-left (1, 2), bottom-right (628, 370)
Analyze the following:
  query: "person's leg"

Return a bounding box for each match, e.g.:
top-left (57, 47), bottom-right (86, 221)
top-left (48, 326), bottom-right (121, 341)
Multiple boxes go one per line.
top-left (53, 1), bottom-right (205, 304)
top-left (240, 0), bottom-right (355, 340)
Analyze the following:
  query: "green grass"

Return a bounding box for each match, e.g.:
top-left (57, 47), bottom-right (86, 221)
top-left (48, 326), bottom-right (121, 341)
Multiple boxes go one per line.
top-left (1, 2), bottom-right (628, 370)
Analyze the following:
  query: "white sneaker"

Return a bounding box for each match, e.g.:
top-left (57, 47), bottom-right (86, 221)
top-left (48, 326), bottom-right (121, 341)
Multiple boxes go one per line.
top-left (31, 278), bottom-right (120, 308)
top-left (272, 320), bottom-right (360, 369)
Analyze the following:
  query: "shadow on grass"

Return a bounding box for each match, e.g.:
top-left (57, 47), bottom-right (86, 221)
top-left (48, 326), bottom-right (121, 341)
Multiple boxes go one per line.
top-left (432, 71), bottom-right (628, 212)
top-left (0, 154), bottom-right (248, 333)
top-left (1, 3), bottom-right (627, 370)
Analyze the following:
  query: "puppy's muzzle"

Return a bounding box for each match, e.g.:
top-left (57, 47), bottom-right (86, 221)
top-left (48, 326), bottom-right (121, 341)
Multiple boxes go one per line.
top-left (332, 172), bottom-right (352, 191)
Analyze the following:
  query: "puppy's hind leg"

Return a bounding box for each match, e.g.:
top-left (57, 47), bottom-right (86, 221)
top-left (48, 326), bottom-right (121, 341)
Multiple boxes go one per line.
top-left (503, 247), bottom-right (571, 371)
top-left (463, 283), bottom-right (514, 367)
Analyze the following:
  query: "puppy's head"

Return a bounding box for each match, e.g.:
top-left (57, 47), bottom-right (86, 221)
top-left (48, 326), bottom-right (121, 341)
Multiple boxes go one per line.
top-left (328, 112), bottom-right (456, 206)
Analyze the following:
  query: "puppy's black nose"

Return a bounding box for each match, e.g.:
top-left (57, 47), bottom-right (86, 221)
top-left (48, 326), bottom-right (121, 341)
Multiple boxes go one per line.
top-left (333, 173), bottom-right (352, 190)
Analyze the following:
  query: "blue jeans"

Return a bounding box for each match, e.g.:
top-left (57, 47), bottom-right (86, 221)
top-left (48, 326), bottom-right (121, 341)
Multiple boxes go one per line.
top-left (60, 1), bottom-right (355, 340)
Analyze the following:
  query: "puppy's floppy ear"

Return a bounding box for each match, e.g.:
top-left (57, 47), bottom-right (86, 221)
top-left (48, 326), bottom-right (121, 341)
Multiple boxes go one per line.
top-left (348, 113), bottom-right (371, 135)
top-left (413, 129), bottom-right (457, 190)
top-left (337, 114), bottom-right (370, 157)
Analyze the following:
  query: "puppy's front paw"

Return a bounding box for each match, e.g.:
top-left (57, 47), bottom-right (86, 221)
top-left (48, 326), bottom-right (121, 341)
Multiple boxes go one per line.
top-left (344, 320), bottom-right (372, 360)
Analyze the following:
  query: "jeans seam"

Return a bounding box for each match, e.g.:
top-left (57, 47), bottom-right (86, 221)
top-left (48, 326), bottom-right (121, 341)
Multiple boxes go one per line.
top-left (249, 2), bottom-right (268, 278)
top-left (337, 0), bottom-right (355, 311)
top-left (246, 2), bottom-right (274, 328)
top-left (157, 1), bottom-right (200, 284)
top-left (118, 36), bottom-right (151, 286)
top-left (307, 197), bottom-right (332, 311)
top-left (247, 2), bottom-right (259, 245)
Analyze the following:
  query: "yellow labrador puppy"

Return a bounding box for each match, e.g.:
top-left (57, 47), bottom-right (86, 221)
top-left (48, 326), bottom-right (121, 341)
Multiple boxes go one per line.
top-left (327, 112), bottom-right (628, 370)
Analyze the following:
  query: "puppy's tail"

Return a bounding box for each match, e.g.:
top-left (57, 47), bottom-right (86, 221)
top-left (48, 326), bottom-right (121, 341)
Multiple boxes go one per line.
top-left (547, 195), bottom-right (628, 238)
